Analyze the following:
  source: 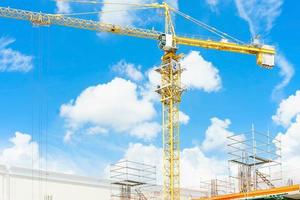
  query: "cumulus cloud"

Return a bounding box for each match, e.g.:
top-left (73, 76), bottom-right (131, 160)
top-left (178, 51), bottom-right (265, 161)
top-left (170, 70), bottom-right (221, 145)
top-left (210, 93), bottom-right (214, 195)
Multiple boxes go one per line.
top-left (121, 142), bottom-right (228, 188)
top-left (147, 51), bottom-right (222, 93)
top-left (181, 146), bottom-right (228, 187)
top-left (273, 91), bottom-right (300, 183)
top-left (201, 117), bottom-right (233, 152)
top-left (0, 37), bottom-right (33, 72)
top-left (181, 51), bottom-right (222, 92)
top-left (272, 91), bottom-right (300, 127)
top-left (129, 122), bottom-right (161, 140)
top-left (179, 111), bottom-right (190, 125)
top-left (86, 126), bottom-right (109, 136)
top-left (118, 117), bottom-right (233, 188)
top-left (124, 143), bottom-right (162, 170)
top-left (60, 51), bottom-right (222, 141)
top-left (60, 77), bottom-right (160, 141)
top-left (56, 0), bottom-right (71, 14)
top-left (0, 132), bottom-right (76, 174)
top-left (112, 60), bottom-right (144, 81)
top-left (234, 0), bottom-right (283, 37)
top-left (276, 116), bottom-right (300, 160)
top-left (0, 132), bottom-right (39, 168)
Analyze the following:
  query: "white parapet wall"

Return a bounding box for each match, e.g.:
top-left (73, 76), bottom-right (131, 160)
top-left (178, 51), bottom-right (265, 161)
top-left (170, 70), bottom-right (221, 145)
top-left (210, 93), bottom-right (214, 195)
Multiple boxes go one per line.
top-left (0, 164), bottom-right (112, 200)
top-left (0, 164), bottom-right (202, 200)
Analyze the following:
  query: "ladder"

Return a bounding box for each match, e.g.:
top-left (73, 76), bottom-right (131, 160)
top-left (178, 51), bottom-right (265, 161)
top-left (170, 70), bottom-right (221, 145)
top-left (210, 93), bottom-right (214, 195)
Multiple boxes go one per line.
top-left (255, 170), bottom-right (275, 188)
top-left (135, 188), bottom-right (148, 200)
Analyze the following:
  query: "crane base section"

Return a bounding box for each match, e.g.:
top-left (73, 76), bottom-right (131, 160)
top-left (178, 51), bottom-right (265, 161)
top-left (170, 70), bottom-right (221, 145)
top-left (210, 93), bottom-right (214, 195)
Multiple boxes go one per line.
top-left (192, 185), bottom-right (300, 200)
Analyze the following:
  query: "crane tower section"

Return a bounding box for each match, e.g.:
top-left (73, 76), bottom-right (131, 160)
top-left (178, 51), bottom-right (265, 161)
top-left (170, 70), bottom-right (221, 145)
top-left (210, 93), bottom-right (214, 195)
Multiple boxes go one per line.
top-left (156, 50), bottom-right (184, 200)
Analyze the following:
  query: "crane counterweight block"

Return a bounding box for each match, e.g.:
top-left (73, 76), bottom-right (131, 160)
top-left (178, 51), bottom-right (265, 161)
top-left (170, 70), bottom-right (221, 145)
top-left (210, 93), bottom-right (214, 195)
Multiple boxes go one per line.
top-left (257, 53), bottom-right (275, 69)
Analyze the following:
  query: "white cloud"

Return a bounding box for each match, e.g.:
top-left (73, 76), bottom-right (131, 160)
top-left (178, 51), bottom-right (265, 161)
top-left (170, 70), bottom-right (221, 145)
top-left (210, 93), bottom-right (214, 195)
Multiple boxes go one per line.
top-left (147, 51), bottom-right (222, 93)
top-left (0, 132), bottom-right (76, 174)
top-left (129, 122), bottom-right (161, 140)
top-left (273, 91), bottom-right (300, 183)
top-left (99, 0), bottom-right (152, 26)
top-left (140, 67), bottom-right (161, 103)
top-left (0, 132), bottom-right (39, 168)
top-left (276, 115), bottom-right (300, 159)
top-left (201, 117), bottom-right (233, 152)
top-left (56, 1), bottom-right (71, 14)
top-left (99, 0), bottom-right (178, 26)
top-left (147, 67), bottom-right (160, 88)
top-left (234, 0), bottom-right (283, 37)
top-left (118, 117), bottom-right (234, 188)
top-left (0, 37), bottom-right (33, 72)
top-left (206, 0), bottom-right (218, 6)
top-left (121, 142), bottom-right (228, 188)
top-left (272, 91), bottom-right (300, 127)
top-left (60, 77), bottom-right (160, 141)
top-left (179, 111), bottom-right (190, 125)
top-left (112, 60), bottom-right (143, 81)
top-left (181, 51), bottom-right (222, 92)
top-left (86, 126), bottom-right (109, 136)
top-left (181, 146), bottom-right (228, 187)
top-left (64, 130), bottom-right (74, 143)
top-left (124, 143), bottom-right (162, 169)
top-left (272, 53), bottom-right (295, 99)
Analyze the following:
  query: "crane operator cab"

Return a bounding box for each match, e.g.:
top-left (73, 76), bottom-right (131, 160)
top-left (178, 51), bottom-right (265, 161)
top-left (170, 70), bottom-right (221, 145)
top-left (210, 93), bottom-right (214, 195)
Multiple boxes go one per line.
top-left (159, 33), bottom-right (177, 51)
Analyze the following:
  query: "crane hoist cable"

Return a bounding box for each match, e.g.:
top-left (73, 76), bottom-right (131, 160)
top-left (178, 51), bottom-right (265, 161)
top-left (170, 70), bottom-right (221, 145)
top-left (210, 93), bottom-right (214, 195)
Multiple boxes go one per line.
top-left (169, 7), bottom-right (245, 44)
top-left (56, 0), bottom-right (244, 44)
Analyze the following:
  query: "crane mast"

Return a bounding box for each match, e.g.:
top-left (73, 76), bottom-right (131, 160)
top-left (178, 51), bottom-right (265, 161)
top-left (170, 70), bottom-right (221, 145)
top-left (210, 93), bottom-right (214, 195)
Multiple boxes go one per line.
top-left (0, 4), bottom-right (276, 200)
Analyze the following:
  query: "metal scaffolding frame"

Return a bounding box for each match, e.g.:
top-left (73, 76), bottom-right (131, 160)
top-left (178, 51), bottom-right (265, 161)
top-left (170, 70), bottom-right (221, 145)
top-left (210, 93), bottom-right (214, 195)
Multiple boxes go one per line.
top-left (228, 125), bottom-right (283, 193)
top-left (110, 160), bottom-right (157, 200)
top-left (199, 178), bottom-right (235, 198)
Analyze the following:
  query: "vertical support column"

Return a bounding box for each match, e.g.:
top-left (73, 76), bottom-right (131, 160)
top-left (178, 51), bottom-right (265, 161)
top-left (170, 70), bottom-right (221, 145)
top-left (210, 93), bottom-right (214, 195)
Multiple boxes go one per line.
top-left (4, 169), bottom-right (10, 200)
top-left (156, 51), bottom-right (183, 200)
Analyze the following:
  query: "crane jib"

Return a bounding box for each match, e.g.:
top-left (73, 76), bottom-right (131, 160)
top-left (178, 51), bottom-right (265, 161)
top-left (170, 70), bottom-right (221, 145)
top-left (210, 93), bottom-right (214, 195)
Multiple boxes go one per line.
top-left (0, 6), bottom-right (276, 67)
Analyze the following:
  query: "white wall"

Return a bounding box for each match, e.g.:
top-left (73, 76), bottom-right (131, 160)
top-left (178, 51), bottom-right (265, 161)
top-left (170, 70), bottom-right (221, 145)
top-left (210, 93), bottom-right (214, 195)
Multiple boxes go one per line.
top-left (0, 165), bottom-right (202, 200)
top-left (0, 165), bottom-right (112, 200)
top-left (0, 170), bottom-right (4, 200)
top-left (9, 176), bottom-right (110, 200)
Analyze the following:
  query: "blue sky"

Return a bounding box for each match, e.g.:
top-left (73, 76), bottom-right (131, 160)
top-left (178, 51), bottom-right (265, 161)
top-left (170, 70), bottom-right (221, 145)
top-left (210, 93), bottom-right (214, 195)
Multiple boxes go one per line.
top-left (0, 0), bottom-right (300, 187)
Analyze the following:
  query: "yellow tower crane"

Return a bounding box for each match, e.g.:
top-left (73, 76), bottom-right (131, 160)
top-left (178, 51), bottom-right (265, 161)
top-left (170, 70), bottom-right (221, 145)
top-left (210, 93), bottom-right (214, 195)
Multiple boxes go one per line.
top-left (0, 2), bottom-right (276, 200)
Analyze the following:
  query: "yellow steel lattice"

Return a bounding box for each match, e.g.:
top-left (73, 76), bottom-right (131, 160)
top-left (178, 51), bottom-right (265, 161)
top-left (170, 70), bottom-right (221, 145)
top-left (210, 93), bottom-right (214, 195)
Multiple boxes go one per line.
top-left (156, 52), bottom-right (184, 200)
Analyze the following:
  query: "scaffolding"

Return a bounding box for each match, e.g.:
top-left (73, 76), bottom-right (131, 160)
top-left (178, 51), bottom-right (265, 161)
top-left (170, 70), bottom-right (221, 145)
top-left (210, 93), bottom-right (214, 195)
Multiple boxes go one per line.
top-left (199, 179), bottom-right (235, 198)
top-left (110, 160), bottom-right (157, 200)
top-left (228, 125), bottom-right (282, 193)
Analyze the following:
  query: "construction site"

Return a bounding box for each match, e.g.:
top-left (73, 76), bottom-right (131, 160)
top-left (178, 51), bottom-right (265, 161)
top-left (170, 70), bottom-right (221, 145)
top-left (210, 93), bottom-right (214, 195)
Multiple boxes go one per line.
top-left (0, 1), bottom-right (299, 200)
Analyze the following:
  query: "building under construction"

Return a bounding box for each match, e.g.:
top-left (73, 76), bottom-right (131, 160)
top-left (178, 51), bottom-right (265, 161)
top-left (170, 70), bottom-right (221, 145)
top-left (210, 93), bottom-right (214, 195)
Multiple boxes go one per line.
top-left (193, 126), bottom-right (300, 200)
top-left (0, 1), bottom-right (298, 200)
top-left (0, 127), bottom-right (299, 200)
